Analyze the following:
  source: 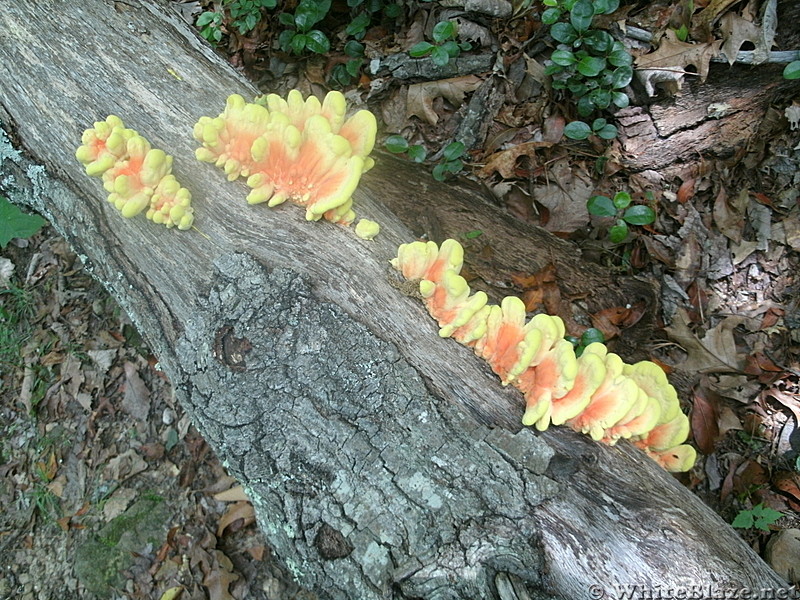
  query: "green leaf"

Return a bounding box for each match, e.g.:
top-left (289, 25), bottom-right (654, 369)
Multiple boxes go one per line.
top-left (441, 40), bottom-right (461, 58)
top-left (294, 0), bottom-right (330, 31)
top-left (0, 197), bottom-right (47, 249)
top-left (612, 191), bottom-right (631, 209)
top-left (544, 63), bottom-right (565, 76)
top-left (409, 41), bottom-right (434, 57)
top-left (675, 24), bottom-right (689, 41)
top-left (611, 65), bottom-right (633, 88)
top-left (443, 141), bottom-right (466, 161)
top-left (583, 30), bottom-right (613, 53)
top-left (344, 40), bottom-right (365, 57)
top-left (592, 0), bottom-right (619, 14)
top-left (464, 230), bottom-right (483, 239)
top-left (576, 95), bottom-right (596, 116)
top-left (408, 145), bottom-right (427, 162)
top-left (278, 12), bottom-right (296, 27)
top-left (577, 55), bottom-right (605, 77)
top-left (551, 22), bottom-right (578, 44)
top-left (611, 91), bottom-right (629, 108)
top-left (595, 123), bottom-right (618, 139)
top-left (542, 8), bottom-right (561, 24)
top-left (444, 159), bottom-right (463, 173)
top-left (732, 510), bottom-right (755, 529)
top-left (345, 58), bottom-right (362, 77)
top-left (384, 135), bottom-right (409, 153)
top-left (551, 49), bottom-right (577, 66)
top-left (623, 205), bottom-right (655, 225)
top-left (304, 29), bottom-right (330, 54)
top-left (580, 328), bottom-right (605, 345)
top-left (589, 88), bottom-right (612, 109)
top-left (346, 13), bottom-right (370, 36)
top-left (569, 0), bottom-right (594, 32)
top-left (432, 20), bottom-right (456, 43)
top-left (564, 120), bottom-right (592, 140)
top-left (608, 44), bottom-right (632, 67)
top-left (609, 220), bottom-right (629, 243)
top-left (587, 195), bottom-right (616, 217)
top-left (383, 3), bottom-right (401, 18)
top-left (196, 11), bottom-right (220, 27)
top-left (784, 60), bottom-right (800, 79)
top-left (432, 163), bottom-right (448, 181)
top-left (290, 33), bottom-right (308, 54)
top-left (431, 46), bottom-right (451, 66)
top-left (278, 28), bottom-right (294, 52)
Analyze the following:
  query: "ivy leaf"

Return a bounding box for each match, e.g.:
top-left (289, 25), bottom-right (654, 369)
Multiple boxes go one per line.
top-left (0, 197), bottom-right (47, 248)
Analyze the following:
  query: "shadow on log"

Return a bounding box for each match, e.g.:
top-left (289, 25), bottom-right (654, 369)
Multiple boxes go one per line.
top-left (0, 1), bottom-right (789, 598)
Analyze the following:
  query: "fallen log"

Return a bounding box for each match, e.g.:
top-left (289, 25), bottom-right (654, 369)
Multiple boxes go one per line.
top-left (0, 1), bottom-right (789, 598)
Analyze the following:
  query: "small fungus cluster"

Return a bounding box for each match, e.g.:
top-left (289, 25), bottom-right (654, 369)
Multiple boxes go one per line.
top-left (75, 116), bottom-right (194, 230)
top-left (194, 91), bottom-right (377, 226)
top-left (392, 239), bottom-right (697, 472)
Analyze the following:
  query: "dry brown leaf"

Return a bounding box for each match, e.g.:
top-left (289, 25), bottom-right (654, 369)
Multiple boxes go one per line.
top-left (122, 361), bottom-right (151, 421)
top-left (406, 75), bottom-right (482, 125)
top-left (665, 308), bottom-right (748, 373)
top-left (691, 384), bottom-right (721, 454)
top-left (213, 485), bottom-right (250, 503)
top-left (691, 0), bottom-right (741, 39)
top-left (713, 187), bottom-right (748, 243)
top-left (216, 500), bottom-right (255, 537)
top-left (635, 30), bottom-right (721, 96)
top-left (203, 550), bottom-right (239, 600)
top-left (719, 12), bottom-right (762, 65)
top-left (531, 157), bottom-right (593, 233)
top-left (478, 141), bottom-right (553, 179)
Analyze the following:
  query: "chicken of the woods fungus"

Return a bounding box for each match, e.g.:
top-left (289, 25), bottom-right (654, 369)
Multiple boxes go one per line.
top-left (194, 91), bottom-right (377, 227)
top-left (75, 115), bottom-right (194, 230)
top-left (391, 239), bottom-right (697, 473)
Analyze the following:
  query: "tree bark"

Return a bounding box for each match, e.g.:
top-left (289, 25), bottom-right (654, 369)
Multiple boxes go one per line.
top-left (0, 1), bottom-right (789, 599)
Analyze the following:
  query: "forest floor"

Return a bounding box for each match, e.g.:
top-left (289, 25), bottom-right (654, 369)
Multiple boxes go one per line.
top-left (1, 0), bottom-right (800, 598)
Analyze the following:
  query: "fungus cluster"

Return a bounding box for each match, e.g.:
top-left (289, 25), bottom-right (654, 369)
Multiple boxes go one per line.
top-left (194, 91), bottom-right (377, 226)
top-left (392, 239), bottom-right (696, 472)
top-left (75, 116), bottom-right (194, 230)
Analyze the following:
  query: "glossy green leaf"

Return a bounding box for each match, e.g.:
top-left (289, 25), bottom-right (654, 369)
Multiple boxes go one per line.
top-left (580, 328), bottom-right (605, 345)
top-left (408, 145), bottom-right (427, 162)
top-left (542, 7), bottom-right (561, 24)
top-left (577, 55), bottom-right (605, 77)
top-left (443, 141), bottom-right (466, 161)
top-left (622, 205), bottom-right (656, 225)
top-left (570, 0), bottom-right (594, 32)
top-left (431, 45), bottom-right (450, 66)
top-left (304, 29), bottom-right (330, 53)
top-left (384, 135), bottom-right (409, 153)
top-left (551, 22), bottom-right (578, 44)
top-left (587, 195), bottom-right (616, 216)
top-left (564, 120), bottom-right (592, 140)
top-left (784, 60), bottom-right (800, 79)
top-left (409, 41), bottom-right (434, 57)
top-left (432, 20), bottom-right (456, 43)
top-left (551, 49), bottom-right (577, 66)
top-left (612, 191), bottom-right (631, 209)
top-left (609, 220), bottom-right (629, 243)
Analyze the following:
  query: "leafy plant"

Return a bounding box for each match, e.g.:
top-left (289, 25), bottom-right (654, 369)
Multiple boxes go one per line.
top-left (432, 141), bottom-right (466, 181)
top-left (0, 196), bottom-right (46, 249)
top-left (564, 117), bottom-right (617, 140)
top-left (587, 191), bottom-right (655, 244)
top-left (384, 137), bottom-right (465, 181)
top-left (567, 327), bottom-right (605, 357)
top-left (543, 0), bottom-right (632, 124)
top-left (196, 0), bottom-right (277, 43)
top-left (384, 135), bottom-right (428, 163)
top-left (783, 60), bottom-right (800, 80)
top-left (732, 503), bottom-right (784, 531)
top-left (278, 0), bottom-right (332, 55)
top-left (409, 20), bottom-right (473, 67)
top-left (330, 40), bottom-right (366, 88)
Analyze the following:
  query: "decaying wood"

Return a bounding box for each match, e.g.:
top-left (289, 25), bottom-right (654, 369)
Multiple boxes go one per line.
top-left (0, 1), bottom-right (789, 598)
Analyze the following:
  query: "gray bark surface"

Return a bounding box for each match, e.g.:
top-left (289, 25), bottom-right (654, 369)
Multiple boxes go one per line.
top-left (0, 1), bottom-right (789, 598)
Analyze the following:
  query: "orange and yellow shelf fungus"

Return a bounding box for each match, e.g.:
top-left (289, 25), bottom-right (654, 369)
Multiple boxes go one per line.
top-left (392, 238), bottom-right (696, 473)
top-left (195, 90), bottom-right (377, 227)
top-left (76, 116), bottom-right (194, 230)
